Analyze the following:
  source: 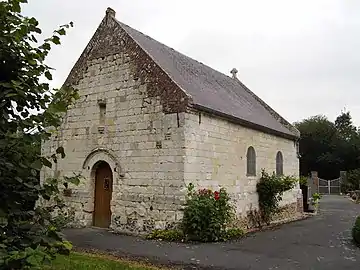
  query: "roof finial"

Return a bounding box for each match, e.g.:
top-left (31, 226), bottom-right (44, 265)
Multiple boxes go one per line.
top-left (230, 68), bottom-right (238, 79)
top-left (106, 7), bottom-right (116, 18)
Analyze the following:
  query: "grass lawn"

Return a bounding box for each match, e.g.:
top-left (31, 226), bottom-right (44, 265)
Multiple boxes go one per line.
top-left (47, 252), bottom-right (163, 270)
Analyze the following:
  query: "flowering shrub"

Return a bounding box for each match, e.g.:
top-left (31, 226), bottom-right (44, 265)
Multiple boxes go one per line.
top-left (181, 183), bottom-right (234, 242)
top-left (257, 170), bottom-right (297, 225)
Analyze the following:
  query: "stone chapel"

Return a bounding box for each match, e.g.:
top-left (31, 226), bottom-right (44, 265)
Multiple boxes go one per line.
top-left (41, 7), bottom-right (303, 233)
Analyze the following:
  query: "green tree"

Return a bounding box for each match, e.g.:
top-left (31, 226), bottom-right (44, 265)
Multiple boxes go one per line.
top-left (0, 0), bottom-right (79, 269)
top-left (334, 111), bottom-right (360, 171)
top-left (346, 169), bottom-right (360, 191)
top-left (295, 115), bottom-right (339, 178)
top-left (335, 111), bottom-right (357, 141)
top-left (295, 112), bottom-right (360, 179)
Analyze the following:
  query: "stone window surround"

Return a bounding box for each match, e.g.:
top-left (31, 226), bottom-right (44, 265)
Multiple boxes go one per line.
top-left (276, 151), bottom-right (284, 176)
top-left (245, 146), bottom-right (288, 178)
top-left (246, 146), bottom-right (256, 176)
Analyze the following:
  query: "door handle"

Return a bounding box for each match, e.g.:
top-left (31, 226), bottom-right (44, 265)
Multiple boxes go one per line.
top-left (103, 177), bottom-right (110, 190)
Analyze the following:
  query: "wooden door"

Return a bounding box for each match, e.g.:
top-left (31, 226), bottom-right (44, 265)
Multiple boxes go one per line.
top-left (93, 162), bottom-right (113, 228)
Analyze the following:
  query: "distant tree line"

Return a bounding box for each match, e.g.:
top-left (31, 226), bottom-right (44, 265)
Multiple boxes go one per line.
top-left (295, 111), bottom-right (360, 190)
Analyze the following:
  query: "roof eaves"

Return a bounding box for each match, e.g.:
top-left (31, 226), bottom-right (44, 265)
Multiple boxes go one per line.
top-left (192, 103), bottom-right (299, 141)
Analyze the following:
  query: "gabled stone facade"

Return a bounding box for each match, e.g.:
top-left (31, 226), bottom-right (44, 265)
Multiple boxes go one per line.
top-left (41, 8), bottom-right (302, 234)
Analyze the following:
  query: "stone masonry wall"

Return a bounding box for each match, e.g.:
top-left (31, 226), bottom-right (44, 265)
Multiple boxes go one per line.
top-left (183, 110), bottom-right (302, 227)
top-left (41, 11), bottom-right (302, 234)
top-left (41, 52), bottom-right (186, 234)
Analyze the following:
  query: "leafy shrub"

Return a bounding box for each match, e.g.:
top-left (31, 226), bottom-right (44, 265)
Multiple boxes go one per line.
top-left (0, 1), bottom-right (80, 269)
top-left (352, 216), bottom-right (360, 245)
top-left (312, 192), bottom-right (322, 202)
top-left (146, 229), bottom-right (184, 241)
top-left (223, 228), bottom-right (245, 240)
top-left (346, 169), bottom-right (360, 192)
top-left (52, 205), bottom-right (76, 230)
top-left (181, 183), bottom-right (234, 242)
top-left (299, 176), bottom-right (308, 186)
top-left (256, 170), bottom-right (297, 225)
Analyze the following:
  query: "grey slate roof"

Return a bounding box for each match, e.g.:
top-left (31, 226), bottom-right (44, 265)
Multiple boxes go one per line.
top-left (116, 20), bottom-right (299, 139)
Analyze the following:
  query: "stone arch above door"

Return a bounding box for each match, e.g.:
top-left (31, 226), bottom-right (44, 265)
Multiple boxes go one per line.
top-left (80, 148), bottom-right (122, 226)
top-left (82, 148), bottom-right (123, 177)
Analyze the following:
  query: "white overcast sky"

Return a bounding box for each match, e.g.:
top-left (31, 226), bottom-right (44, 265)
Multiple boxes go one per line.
top-left (22, 0), bottom-right (360, 125)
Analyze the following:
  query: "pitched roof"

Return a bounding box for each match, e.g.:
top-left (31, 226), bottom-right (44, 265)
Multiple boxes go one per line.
top-left (114, 19), bottom-right (300, 139)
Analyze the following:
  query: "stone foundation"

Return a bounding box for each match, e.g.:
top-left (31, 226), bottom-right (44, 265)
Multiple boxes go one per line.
top-left (63, 187), bottom-right (301, 234)
top-left (234, 202), bottom-right (300, 229)
top-left (63, 184), bottom-right (302, 234)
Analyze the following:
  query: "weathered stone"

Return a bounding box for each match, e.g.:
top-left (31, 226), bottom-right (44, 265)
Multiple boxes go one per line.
top-left (40, 8), bottom-right (301, 235)
top-left (183, 110), bottom-right (302, 221)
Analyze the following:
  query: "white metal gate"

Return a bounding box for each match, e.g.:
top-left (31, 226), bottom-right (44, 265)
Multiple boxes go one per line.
top-left (318, 177), bottom-right (341, 194)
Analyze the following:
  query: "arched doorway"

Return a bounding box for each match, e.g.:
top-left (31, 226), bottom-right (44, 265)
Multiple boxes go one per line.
top-left (93, 161), bottom-right (113, 228)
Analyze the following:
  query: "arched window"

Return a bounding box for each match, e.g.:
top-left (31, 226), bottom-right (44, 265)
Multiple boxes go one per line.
top-left (276, 151), bottom-right (283, 176)
top-left (246, 146), bottom-right (256, 176)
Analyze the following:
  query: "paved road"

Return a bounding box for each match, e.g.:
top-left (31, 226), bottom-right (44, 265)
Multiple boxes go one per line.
top-left (64, 195), bottom-right (360, 269)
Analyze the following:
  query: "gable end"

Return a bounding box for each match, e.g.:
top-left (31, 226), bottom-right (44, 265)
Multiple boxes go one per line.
top-left (63, 12), bottom-right (191, 114)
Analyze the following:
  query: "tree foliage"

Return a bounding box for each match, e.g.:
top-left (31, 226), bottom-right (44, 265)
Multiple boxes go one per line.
top-left (0, 0), bottom-right (79, 269)
top-left (345, 169), bottom-right (360, 191)
top-left (335, 112), bottom-right (358, 141)
top-left (295, 111), bottom-right (360, 180)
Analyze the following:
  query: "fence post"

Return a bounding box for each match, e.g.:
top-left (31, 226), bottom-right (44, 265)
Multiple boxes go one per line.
top-left (310, 171), bottom-right (319, 196)
top-left (340, 171), bottom-right (347, 194)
